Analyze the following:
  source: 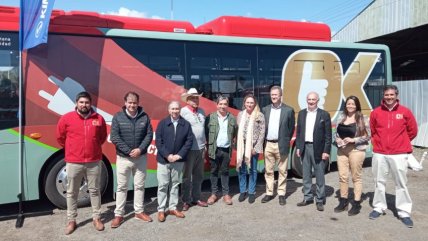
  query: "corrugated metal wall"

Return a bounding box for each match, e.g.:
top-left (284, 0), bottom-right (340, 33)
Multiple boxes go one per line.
top-left (395, 80), bottom-right (428, 147)
top-left (333, 0), bottom-right (428, 43)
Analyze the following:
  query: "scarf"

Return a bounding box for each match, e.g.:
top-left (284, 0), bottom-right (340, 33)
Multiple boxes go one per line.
top-left (236, 110), bottom-right (256, 170)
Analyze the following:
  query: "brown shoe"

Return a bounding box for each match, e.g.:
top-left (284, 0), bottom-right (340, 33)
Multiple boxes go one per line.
top-left (191, 200), bottom-right (208, 207)
top-left (207, 194), bottom-right (218, 205)
top-left (65, 221), bottom-right (77, 235)
top-left (182, 202), bottom-right (191, 211)
top-left (93, 218), bottom-right (105, 231)
top-left (135, 212), bottom-right (153, 222)
top-left (157, 212), bottom-right (166, 222)
top-left (111, 216), bottom-right (123, 229)
top-left (167, 209), bottom-right (185, 218)
top-left (223, 195), bottom-right (233, 205)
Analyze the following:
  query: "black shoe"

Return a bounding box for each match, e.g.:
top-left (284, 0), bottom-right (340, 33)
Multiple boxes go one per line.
top-left (248, 194), bottom-right (256, 204)
top-left (400, 217), bottom-right (414, 228)
top-left (261, 195), bottom-right (274, 203)
top-left (348, 200), bottom-right (361, 216)
top-left (316, 202), bottom-right (324, 211)
top-left (297, 199), bottom-right (314, 207)
top-left (369, 210), bottom-right (384, 220)
top-left (334, 198), bottom-right (349, 213)
top-left (279, 196), bottom-right (286, 206)
top-left (238, 193), bottom-right (247, 202)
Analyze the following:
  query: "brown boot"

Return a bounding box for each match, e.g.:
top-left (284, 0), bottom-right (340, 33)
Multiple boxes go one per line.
top-left (65, 221), bottom-right (77, 235)
top-left (111, 216), bottom-right (123, 229)
top-left (93, 218), bottom-right (105, 231)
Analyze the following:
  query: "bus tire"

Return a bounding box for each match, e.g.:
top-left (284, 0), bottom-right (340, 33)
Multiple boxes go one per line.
top-left (291, 148), bottom-right (330, 178)
top-left (44, 155), bottom-right (109, 209)
top-left (291, 147), bottom-right (303, 178)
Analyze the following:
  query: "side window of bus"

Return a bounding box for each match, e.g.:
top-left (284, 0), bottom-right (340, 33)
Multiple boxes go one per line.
top-left (364, 53), bottom-right (386, 108)
top-left (112, 38), bottom-right (186, 87)
top-left (186, 42), bottom-right (256, 110)
top-left (257, 57), bottom-right (284, 108)
top-left (0, 50), bottom-right (19, 130)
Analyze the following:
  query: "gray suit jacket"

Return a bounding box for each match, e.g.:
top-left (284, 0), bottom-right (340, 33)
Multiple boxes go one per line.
top-left (262, 103), bottom-right (295, 156)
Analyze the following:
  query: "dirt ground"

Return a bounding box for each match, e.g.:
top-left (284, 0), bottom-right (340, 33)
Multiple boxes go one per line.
top-left (0, 148), bottom-right (427, 241)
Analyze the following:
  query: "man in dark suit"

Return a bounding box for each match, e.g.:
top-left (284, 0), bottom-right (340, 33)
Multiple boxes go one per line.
top-left (261, 86), bottom-right (295, 206)
top-left (295, 91), bottom-right (332, 211)
top-left (155, 101), bottom-right (193, 222)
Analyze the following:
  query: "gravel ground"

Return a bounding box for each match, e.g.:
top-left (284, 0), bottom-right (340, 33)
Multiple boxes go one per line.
top-left (1, 147), bottom-right (427, 241)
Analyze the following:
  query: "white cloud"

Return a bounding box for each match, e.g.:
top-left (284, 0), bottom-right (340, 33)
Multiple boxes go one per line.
top-left (151, 15), bottom-right (164, 20)
top-left (104, 7), bottom-right (163, 19)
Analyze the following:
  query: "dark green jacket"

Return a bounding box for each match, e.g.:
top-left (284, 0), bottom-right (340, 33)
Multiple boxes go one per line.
top-left (205, 112), bottom-right (238, 159)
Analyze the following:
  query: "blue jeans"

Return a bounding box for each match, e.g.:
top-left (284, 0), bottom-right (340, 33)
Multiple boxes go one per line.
top-left (238, 154), bottom-right (259, 194)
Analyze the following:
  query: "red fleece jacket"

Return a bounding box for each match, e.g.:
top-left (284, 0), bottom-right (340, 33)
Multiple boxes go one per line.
top-left (56, 109), bottom-right (107, 163)
top-left (370, 100), bottom-right (418, 155)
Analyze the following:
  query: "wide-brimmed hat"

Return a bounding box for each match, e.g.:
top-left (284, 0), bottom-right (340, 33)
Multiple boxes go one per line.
top-left (181, 88), bottom-right (202, 102)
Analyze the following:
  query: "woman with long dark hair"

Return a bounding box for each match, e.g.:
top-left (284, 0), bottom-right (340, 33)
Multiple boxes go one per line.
top-left (333, 96), bottom-right (370, 216)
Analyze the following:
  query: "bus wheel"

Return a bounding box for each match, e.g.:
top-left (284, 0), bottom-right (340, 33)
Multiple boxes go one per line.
top-left (44, 156), bottom-right (109, 209)
top-left (291, 147), bottom-right (303, 178)
top-left (291, 148), bottom-right (330, 178)
top-left (325, 159), bottom-right (330, 174)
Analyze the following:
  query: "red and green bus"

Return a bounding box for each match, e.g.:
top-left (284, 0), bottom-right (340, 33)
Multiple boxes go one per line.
top-left (0, 5), bottom-right (390, 208)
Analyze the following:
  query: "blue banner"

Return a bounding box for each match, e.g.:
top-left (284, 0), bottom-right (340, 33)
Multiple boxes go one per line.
top-left (20, 0), bottom-right (56, 50)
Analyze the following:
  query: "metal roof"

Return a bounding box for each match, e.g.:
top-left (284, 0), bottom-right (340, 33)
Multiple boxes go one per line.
top-left (333, 0), bottom-right (428, 79)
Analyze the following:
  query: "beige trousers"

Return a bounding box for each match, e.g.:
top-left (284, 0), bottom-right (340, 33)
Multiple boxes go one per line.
top-left (337, 144), bottom-right (365, 201)
top-left (264, 141), bottom-right (288, 196)
top-left (66, 161), bottom-right (101, 221)
top-left (114, 155), bottom-right (147, 216)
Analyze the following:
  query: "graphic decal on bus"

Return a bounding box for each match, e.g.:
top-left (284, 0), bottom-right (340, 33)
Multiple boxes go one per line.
top-left (282, 49), bottom-right (380, 119)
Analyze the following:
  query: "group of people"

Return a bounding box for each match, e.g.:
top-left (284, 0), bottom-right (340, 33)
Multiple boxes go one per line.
top-left (56, 84), bottom-right (418, 235)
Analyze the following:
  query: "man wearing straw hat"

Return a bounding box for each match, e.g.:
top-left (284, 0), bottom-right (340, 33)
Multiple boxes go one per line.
top-left (180, 88), bottom-right (209, 210)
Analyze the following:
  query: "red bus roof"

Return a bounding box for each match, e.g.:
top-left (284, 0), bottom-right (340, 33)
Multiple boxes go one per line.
top-left (196, 16), bottom-right (331, 41)
top-left (0, 5), bottom-right (330, 41)
top-left (0, 6), bottom-right (195, 35)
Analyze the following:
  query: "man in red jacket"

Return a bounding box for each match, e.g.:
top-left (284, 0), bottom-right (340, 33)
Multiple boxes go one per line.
top-left (56, 91), bottom-right (107, 235)
top-left (369, 85), bottom-right (418, 228)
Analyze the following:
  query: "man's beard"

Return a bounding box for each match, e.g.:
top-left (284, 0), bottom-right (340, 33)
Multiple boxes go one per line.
top-left (78, 107), bottom-right (90, 115)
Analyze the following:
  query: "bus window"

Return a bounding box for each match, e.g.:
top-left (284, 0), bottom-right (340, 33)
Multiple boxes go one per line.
top-left (348, 61), bottom-right (360, 74)
top-left (364, 53), bottom-right (386, 109)
top-left (334, 61), bottom-right (342, 73)
top-left (186, 42), bottom-right (256, 109)
top-left (0, 49), bottom-right (19, 130)
top-left (112, 38), bottom-right (185, 86)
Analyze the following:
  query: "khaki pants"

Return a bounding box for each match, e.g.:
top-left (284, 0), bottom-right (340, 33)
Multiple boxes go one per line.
top-left (66, 162), bottom-right (101, 221)
top-left (264, 141), bottom-right (288, 196)
top-left (337, 144), bottom-right (365, 201)
top-left (114, 155), bottom-right (147, 216)
top-left (157, 162), bottom-right (184, 211)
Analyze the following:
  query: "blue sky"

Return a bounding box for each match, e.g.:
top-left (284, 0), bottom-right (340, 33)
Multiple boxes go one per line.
top-left (3, 0), bottom-right (373, 34)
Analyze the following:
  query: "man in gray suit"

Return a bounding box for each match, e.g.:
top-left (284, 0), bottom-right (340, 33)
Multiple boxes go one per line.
top-left (261, 86), bottom-right (295, 206)
top-left (295, 91), bottom-right (332, 211)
